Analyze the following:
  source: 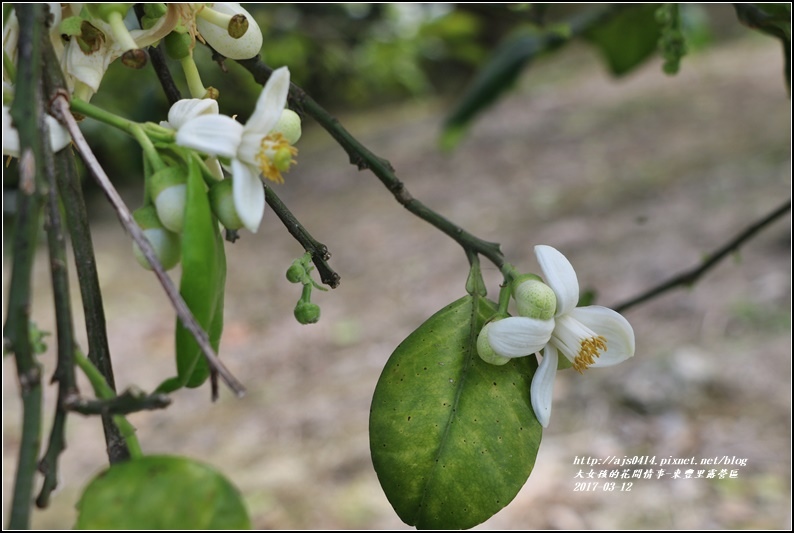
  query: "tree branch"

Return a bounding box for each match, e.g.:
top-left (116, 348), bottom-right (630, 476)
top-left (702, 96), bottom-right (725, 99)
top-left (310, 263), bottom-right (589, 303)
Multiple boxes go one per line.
top-left (41, 25), bottom-right (132, 464)
top-left (235, 57), bottom-right (505, 271)
top-left (133, 3), bottom-right (183, 105)
top-left (4, 4), bottom-right (47, 528)
top-left (613, 200), bottom-right (791, 313)
top-left (36, 84), bottom-right (78, 511)
top-left (265, 185), bottom-right (340, 288)
top-left (65, 389), bottom-right (171, 416)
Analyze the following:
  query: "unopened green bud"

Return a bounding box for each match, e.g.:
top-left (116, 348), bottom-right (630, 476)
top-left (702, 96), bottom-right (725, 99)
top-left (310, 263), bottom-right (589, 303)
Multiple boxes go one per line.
top-left (132, 206), bottom-right (180, 271)
top-left (294, 302), bottom-right (320, 325)
top-left (164, 31), bottom-right (193, 61)
top-left (513, 276), bottom-right (556, 320)
top-left (272, 109), bottom-right (302, 145)
top-left (286, 262), bottom-right (305, 283)
top-left (208, 179), bottom-right (244, 230)
top-left (477, 322), bottom-right (511, 366)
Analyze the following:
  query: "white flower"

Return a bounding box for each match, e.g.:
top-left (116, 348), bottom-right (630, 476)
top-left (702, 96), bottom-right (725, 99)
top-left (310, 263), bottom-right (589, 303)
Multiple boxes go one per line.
top-left (175, 66), bottom-right (296, 233)
top-left (2, 105), bottom-right (71, 158)
top-left (486, 245), bottom-right (635, 427)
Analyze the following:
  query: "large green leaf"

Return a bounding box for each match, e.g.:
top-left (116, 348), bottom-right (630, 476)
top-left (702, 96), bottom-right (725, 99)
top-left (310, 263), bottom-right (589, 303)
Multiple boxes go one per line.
top-left (584, 4), bottom-right (662, 76)
top-left (370, 295), bottom-right (542, 530)
top-left (75, 455), bottom-right (250, 529)
top-left (156, 160), bottom-right (226, 393)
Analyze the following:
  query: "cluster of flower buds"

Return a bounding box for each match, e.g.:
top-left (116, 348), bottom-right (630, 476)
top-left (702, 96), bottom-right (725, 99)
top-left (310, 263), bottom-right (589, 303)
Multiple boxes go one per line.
top-left (285, 253), bottom-right (326, 325)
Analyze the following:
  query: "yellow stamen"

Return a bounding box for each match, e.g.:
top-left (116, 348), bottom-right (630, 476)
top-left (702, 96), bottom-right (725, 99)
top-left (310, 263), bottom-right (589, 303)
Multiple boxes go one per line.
top-left (256, 132), bottom-right (298, 184)
top-left (572, 335), bottom-right (607, 374)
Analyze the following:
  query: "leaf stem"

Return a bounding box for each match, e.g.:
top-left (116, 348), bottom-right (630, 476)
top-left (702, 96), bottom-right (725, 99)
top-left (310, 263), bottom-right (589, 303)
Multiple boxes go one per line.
top-left (74, 352), bottom-right (143, 458)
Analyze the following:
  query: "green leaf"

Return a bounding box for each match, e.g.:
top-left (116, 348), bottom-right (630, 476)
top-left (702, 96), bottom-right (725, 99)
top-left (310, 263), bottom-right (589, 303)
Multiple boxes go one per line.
top-left (75, 455), bottom-right (250, 529)
top-left (370, 295), bottom-right (542, 530)
top-left (441, 27), bottom-right (558, 150)
top-left (156, 160), bottom-right (226, 393)
top-left (585, 4), bottom-right (663, 76)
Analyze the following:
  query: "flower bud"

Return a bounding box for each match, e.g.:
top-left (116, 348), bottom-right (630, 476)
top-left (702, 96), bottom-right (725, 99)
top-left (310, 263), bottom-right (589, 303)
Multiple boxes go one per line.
top-left (164, 31), bottom-right (193, 61)
top-left (149, 167), bottom-right (187, 233)
top-left (513, 277), bottom-right (556, 320)
top-left (271, 109), bottom-right (302, 145)
top-left (208, 179), bottom-right (244, 230)
top-left (477, 322), bottom-right (511, 366)
top-left (286, 262), bottom-right (305, 284)
top-left (132, 206), bottom-right (180, 271)
top-left (294, 301), bottom-right (320, 325)
top-left (196, 3), bottom-right (262, 60)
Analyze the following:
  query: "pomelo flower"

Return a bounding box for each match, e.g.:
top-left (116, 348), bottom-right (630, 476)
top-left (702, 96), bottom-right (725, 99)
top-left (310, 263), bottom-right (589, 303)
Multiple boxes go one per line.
top-left (175, 66), bottom-right (297, 233)
top-left (485, 245), bottom-right (635, 427)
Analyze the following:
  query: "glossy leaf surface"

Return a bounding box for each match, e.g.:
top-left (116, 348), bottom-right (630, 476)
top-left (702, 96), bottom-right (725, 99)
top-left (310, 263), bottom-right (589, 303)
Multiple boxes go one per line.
top-left (370, 295), bottom-right (542, 529)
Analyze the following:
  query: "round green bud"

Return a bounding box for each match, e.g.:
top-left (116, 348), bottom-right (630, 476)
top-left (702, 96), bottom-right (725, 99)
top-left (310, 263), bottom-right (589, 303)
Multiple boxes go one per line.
top-left (272, 109), bottom-right (302, 145)
top-left (208, 179), bottom-right (244, 230)
top-left (513, 278), bottom-right (556, 320)
top-left (476, 322), bottom-right (511, 366)
top-left (286, 262), bottom-right (305, 284)
top-left (164, 31), bottom-right (193, 61)
top-left (132, 206), bottom-right (180, 271)
top-left (294, 302), bottom-right (321, 325)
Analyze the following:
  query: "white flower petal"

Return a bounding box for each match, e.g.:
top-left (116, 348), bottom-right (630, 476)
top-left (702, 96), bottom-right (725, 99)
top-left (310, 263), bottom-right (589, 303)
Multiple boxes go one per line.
top-left (231, 159), bottom-right (265, 233)
top-left (3, 105), bottom-right (21, 157)
top-left (3, 105), bottom-right (71, 157)
top-left (166, 98), bottom-right (219, 130)
top-left (535, 245), bottom-right (579, 316)
top-left (245, 66), bottom-right (289, 135)
top-left (176, 114), bottom-right (243, 158)
top-left (488, 316), bottom-right (555, 358)
top-left (531, 345), bottom-right (558, 428)
top-left (568, 306), bottom-right (635, 367)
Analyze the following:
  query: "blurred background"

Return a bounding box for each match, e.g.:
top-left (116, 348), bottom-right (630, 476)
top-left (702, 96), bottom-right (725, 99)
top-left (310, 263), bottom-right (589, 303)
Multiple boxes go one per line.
top-left (3, 3), bottom-right (791, 529)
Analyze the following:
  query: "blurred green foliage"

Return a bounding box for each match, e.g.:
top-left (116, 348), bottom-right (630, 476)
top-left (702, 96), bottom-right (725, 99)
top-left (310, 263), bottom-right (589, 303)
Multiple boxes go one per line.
top-left (4, 3), bottom-right (785, 198)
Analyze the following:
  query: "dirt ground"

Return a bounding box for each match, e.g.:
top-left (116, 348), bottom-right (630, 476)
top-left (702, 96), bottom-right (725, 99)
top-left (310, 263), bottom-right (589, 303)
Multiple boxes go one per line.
top-left (3, 35), bottom-right (791, 529)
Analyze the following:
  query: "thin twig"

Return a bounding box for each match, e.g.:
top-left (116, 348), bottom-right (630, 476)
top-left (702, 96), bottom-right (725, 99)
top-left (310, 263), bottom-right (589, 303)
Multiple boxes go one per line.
top-left (65, 389), bottom-right (171, 416)
top-left (49, 94), bottom-right (246, 397)
top-left (4, 4), bottom-right (47, 528)
top-left (40, 30), bottom-right (133, 462)
top-left (265, 185), bottom-right (341, 288)
top-left (613, 200), bottom-right (791, 313)
top-left (236, 57), bottom-right (505, 270)
top-left (36, 89), bottom-right (78, 510)
top-left (133, 3), bottom-right (183, 105)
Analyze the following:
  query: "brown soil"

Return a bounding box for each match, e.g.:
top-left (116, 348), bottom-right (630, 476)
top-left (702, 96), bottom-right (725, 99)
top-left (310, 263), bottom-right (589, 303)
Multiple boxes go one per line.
top-left (3, 37), bottom-right (791, 529)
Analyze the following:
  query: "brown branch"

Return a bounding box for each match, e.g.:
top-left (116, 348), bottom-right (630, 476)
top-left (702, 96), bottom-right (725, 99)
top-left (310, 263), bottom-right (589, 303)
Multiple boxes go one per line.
top-left (613, 200), bottom-right (791, 313)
